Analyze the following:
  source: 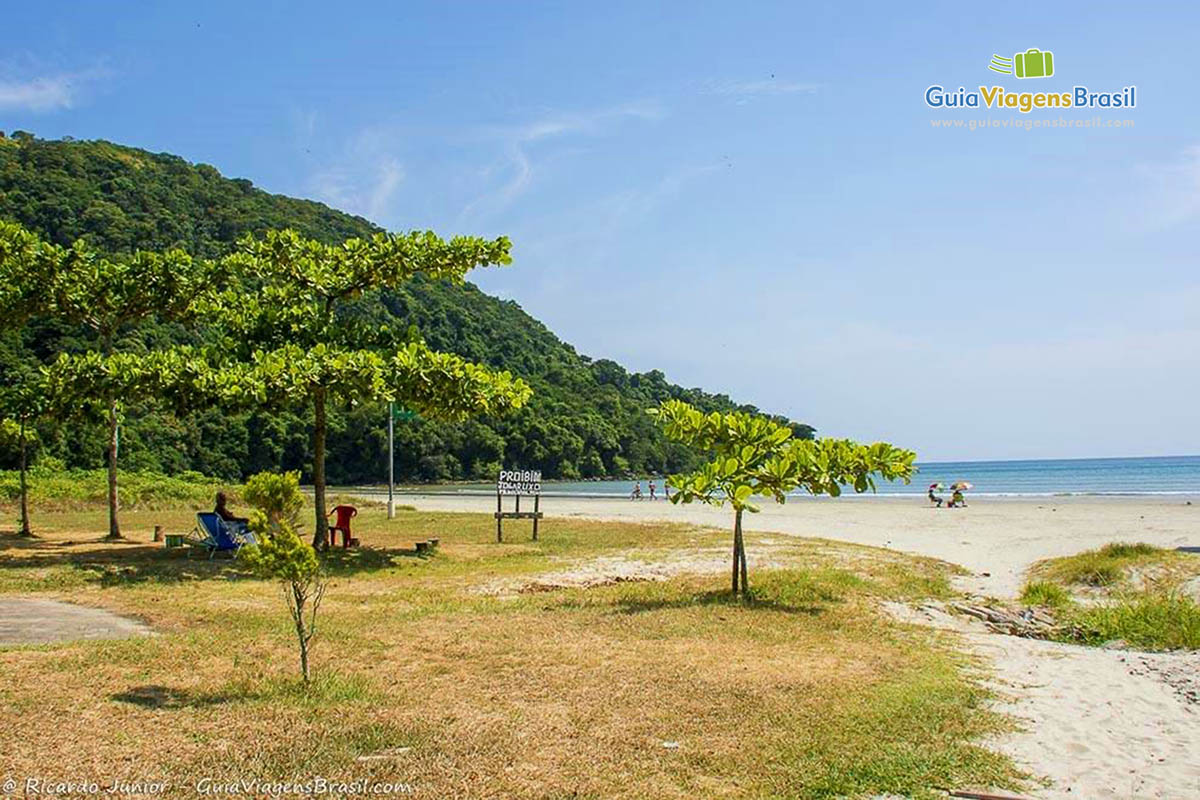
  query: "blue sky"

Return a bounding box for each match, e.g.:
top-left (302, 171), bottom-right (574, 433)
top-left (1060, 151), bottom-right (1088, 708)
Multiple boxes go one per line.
top-left (2, 1), bottom-right (1197, 461)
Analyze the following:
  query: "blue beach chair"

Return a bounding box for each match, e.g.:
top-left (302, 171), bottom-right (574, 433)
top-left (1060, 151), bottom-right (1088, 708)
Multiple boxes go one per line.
top-left (185, 512), bottom-right (257, 559)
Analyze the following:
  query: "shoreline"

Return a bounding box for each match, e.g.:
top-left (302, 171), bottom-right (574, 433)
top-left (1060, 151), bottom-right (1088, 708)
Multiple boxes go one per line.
top-left (357, 487), bottom-right (1200, 501)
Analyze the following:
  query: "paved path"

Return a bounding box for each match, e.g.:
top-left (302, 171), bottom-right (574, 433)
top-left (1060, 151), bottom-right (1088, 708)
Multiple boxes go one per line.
top-left (0, 598), bottom-right (151, 646)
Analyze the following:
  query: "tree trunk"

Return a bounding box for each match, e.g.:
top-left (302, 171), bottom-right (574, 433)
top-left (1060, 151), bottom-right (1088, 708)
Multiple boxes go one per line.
top-left (738, 519), bottom-right (749, 595)
top-left (731, 508), bottom-right (742, 595)
top-left (311, 387), bottom-right (328, 549)
top-left (17, 420), bottom-right (32, 537)
top-left (294, 585), bottom-right (311, 684)
top-left (105, 399), bottom-right (121, 540)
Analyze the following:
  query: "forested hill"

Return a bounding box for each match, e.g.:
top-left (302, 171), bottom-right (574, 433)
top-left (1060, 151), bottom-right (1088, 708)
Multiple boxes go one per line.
top-left (0, 132), bottom-right (813, 483)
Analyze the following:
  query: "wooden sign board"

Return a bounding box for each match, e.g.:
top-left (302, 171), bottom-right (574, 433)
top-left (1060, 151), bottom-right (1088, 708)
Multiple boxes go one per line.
top-left (495, 469), bottom-right (543, 542)
top-left (497, 469), bottom-right (541, 496)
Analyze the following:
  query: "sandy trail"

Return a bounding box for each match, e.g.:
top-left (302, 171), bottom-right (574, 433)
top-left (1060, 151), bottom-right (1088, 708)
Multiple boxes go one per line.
top-left (890, 602), bottom-right (1200, 800)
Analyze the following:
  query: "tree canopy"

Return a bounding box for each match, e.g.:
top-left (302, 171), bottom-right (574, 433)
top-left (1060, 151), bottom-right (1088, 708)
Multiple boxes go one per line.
top-left (653, 400), bottom-right (916, 594)
top-left (203, 228), bottom-right (532, 543)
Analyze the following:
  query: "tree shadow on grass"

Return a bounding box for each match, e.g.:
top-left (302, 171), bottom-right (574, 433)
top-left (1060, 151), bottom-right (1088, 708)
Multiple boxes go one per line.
top-left (0, 536), bottom-right (434, 586)
top-left (545, 583), bottom-right (840, 617)
top-left (0, 538), bottom-right (251, 585)
top-left (607, 588), bottom-right (834, 617)
top-left (113, 674), bottom-right (376, 710)
top-left (111, 685), bottom-right (237, 709)
top-left (320, 545), bottom-right (430, 575)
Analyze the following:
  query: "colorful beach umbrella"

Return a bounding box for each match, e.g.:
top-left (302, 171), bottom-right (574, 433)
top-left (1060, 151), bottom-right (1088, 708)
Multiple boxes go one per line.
top-left (928, 482), bottom-right (944, 490)
top-left (950, 481), bottom-right (973, 491)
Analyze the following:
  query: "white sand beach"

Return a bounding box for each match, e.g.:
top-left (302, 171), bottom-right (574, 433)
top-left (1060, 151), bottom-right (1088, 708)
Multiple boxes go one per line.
top-left (387, 492), bottom-right (1200, 799)
top-left (387, 493), bottom-right (1199, 598)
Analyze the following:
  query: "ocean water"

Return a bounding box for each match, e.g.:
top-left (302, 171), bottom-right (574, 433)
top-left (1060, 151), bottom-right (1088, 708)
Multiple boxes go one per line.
top-left (390, 455), bottom-right (1200, 498)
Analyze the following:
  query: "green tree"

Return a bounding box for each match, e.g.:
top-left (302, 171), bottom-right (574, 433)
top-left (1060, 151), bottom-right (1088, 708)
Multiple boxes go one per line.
top-left (652, 400), bottom-right (916, 595)
top-left (238, 471), bottom-right (324, 683)
top-left (39, 236), bottom-right (203, 539)
top-left (0, 222), bottom-right (53, 536)
top-left (0, 220), bottom-right (56, 321)
top-left (0, 418), bottom-right (37, 537)
top-left (210, 230), bottom-right (532, 546)
top-left (0, 371), bottom-right (51, 537)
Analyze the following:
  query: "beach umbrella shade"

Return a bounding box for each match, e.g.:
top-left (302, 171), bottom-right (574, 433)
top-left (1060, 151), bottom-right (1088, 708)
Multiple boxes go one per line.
top-left (950, 481), bottom-right (973, 491)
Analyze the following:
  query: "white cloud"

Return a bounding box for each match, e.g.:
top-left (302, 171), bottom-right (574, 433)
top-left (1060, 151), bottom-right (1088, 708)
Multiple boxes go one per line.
top-left (298, 100), bottom-right (665, 227)
top-left (306, 124), bottom-right (406, 223)
top-left (365, 157), bottom-right (404, 221)
top-left (1134, 144), bottom-right (1200, 229)
top-left (0, 69), bottom-right (105, 112)
top-left (458, 102), bottom-right (666, 223)
top-left (707, 78), bottom-right (819, 99)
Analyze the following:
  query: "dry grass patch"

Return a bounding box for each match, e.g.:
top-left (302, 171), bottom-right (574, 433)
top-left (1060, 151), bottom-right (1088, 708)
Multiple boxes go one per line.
top-left (0, 506), bottom-right (1023, 798)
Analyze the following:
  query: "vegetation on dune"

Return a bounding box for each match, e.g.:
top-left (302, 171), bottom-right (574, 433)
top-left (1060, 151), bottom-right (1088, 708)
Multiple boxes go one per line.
top-left (1018, 580), bottom-right (1070, 609)
top-left (1034, 541), bottom-right (1164, 587)
top-left (0, 133), bottom-right (811, 487)
top-left (1070, 593), bottom-right (1200, 651)
top-left (1022, 542), bottom-right (1200, 650)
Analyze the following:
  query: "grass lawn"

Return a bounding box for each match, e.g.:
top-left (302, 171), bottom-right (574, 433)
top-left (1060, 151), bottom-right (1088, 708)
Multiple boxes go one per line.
top-left (0, 503), bottom-right (1024, 799)
top-left (1023, 542), bottom-right (1200, 651)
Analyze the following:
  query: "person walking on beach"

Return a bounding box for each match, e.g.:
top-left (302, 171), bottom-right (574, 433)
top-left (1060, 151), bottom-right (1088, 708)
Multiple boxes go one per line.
top-left (648, 480), bottom-right (657, 501)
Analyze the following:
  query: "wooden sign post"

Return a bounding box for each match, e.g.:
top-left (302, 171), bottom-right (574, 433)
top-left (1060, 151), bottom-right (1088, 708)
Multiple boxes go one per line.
top-left (495, 469), bottom-right (543, 542)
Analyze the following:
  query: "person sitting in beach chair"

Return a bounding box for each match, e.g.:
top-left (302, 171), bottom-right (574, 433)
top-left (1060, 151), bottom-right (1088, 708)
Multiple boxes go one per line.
top-left (185, 511), bottom-right (257, 559)
top-left (214, 492), bottom-right (249, 533)
top-left (928, 488), bottom-right (943, 507)
top-left (949, 489), bottom-right (967, 508)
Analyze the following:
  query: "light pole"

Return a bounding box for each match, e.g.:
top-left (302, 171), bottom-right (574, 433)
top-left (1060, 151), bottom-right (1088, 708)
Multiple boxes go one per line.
top-left (387, 402), bottom-right (395, 519)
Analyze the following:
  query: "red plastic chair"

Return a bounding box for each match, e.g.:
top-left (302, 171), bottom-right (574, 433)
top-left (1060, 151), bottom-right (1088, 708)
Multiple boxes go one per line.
top-left (327, 505), bottom-right (358, 548)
